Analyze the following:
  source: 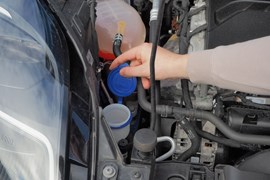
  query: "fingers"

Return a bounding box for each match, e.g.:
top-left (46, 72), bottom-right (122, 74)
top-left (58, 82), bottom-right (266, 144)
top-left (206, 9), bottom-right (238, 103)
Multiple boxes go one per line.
top-left (109, 45), bottom-right (143, 70)
top-left (141, 77), bottom-right (151, 89)
top-left (119, 65), bottom-right (148, 78)
top-left (107, 43), bottom-right (153, 90)
top-left (130, 60), bottom-right (141, 67)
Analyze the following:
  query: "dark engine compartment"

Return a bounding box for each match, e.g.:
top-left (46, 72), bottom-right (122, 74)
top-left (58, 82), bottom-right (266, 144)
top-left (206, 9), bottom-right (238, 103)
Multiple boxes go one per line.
top-left (96, 0), bottom-right (270, 180)
top-left (35, 0), bottom-right (270, 179)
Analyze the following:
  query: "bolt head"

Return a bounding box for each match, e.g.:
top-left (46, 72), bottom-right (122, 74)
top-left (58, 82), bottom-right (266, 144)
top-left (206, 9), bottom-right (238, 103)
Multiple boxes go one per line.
top-left (133, 171), bottom-right (141, 178)
top-left (103, 165), bottom-right (116, 178)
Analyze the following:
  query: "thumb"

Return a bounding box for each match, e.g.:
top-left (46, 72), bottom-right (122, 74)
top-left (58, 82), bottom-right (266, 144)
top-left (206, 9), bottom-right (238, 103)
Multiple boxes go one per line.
top-left (119, 66), bottom-right (148, 78)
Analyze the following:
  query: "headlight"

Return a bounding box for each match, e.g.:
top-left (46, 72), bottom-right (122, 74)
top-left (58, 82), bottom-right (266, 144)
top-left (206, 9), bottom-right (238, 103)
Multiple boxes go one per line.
top-left (0, 3), bottom-right (67, 179)
top-left (0, 111), bottom-right (54, 180)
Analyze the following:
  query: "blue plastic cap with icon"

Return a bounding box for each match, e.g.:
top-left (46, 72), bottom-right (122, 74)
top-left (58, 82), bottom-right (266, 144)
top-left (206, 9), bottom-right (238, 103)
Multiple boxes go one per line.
top-left (107, 63), bottom-right (137, 103)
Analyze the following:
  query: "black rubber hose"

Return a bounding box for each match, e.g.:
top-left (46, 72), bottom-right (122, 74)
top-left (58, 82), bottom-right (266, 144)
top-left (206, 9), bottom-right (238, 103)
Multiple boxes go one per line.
top-left (194, 125), bottom-right (242, 148)
top-left (175, 0), bottom-right (201, 161)
top-left (181, 80), bottom-right (193, 108)
top-left (149, 20), bottom-right (162, 134)
top-left (113, 33), bottom-right (123, 58)
top-left (138, 79), bottom-right (173, 115)
top-left (137, 81), bottom-right (270, 145)
top-left (177, 1), bottom-right (237, 150)
top-left (194, 122), bottom-right (260, 150)
top-left (177, 0), bottom-right (192, 110)
top-left (138, 81), bottom-right (254, 148)
top-left (149, 1), bottom-right (166, 130)
top-left (180, 87), bottom-right (201, 160)
top-left (175, 116), bottom-right (200, 161)
top-left (140, 80), bottom-right (256, 148)
top-left (172, 107), bottom-right (270, 145)
top-left (177, 0), bottom-right (193, 111)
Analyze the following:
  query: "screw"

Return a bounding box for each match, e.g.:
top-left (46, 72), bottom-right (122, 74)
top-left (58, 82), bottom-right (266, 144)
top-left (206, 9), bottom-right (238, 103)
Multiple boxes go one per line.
top-left (133, 171), bottom-right (141, 179)
top-left (103, 165), bottom-right (116, 178)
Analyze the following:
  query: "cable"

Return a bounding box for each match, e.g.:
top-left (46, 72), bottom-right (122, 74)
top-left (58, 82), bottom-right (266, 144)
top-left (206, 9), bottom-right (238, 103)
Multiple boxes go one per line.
top-left (187, 24), bottom-right (207, 40)
top-left (149, 1), bottom-right (166, 130)
top-left (173, 0), bottom-right (187, 26)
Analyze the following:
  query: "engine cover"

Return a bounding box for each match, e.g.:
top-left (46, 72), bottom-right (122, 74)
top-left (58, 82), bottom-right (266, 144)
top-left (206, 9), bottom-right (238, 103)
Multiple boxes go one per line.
top-left (207, 0), bottom-right (270, 49)
top-left (227, 106), bottom-right (270, 135)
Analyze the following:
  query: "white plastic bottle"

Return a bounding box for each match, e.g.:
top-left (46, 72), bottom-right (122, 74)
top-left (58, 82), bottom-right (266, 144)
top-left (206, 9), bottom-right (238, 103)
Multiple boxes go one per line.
top-left (95, 0), bottom-right (146, 60)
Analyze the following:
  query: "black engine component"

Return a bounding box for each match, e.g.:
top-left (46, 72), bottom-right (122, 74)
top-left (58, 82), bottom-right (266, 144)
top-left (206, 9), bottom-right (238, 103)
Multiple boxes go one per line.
top-left (207, 0), bottom-right (270, 49)
top-left (215, 150), bottom-right (270, 180)
top-left (227, 106), bottom-right (270, 135)
top-left (154, 162), bottom-right (214, 180)
top-left (237, 149), bottom-right (270, 174)
top-left (215, 165), bottom-right (270, 180)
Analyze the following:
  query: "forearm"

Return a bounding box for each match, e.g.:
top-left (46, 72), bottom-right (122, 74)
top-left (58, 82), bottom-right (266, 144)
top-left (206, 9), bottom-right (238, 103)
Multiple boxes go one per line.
top-left (186, 36), bottom-right (270, 95)
top-left (171, 54), bottom-right (189, 79)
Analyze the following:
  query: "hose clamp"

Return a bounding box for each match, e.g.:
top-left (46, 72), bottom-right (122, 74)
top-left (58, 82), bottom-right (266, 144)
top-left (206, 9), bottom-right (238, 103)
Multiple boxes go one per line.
top-left (114, 33), bottom-right (123, 41)
top-left (150, 9), bottom-right (158, 22)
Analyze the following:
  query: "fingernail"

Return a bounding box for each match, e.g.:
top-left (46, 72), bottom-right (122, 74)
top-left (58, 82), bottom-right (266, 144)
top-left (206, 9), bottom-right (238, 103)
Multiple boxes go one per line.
top-left (119, 69), bottom-right (124, 75)
top-left (120, 69), bottom-right (127, 77)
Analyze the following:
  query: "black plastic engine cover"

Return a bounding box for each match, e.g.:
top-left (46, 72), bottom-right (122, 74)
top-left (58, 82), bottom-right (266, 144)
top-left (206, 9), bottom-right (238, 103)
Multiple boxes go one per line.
top-left (206, 0), bottom-right (270, 49)
top-left (153, 162), bottom-right (214, 180)
top-left (227, 106), bottom-right (270, 135)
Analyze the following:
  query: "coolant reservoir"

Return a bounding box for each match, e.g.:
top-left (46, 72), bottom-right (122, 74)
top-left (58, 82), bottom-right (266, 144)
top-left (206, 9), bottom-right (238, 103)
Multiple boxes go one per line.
top-left (96, 0), bottom-right (146, 60)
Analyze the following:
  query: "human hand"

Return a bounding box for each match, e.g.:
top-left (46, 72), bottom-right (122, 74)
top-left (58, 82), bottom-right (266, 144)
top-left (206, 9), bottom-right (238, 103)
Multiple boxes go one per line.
top-left (109, 43), bottom-right (189, 89)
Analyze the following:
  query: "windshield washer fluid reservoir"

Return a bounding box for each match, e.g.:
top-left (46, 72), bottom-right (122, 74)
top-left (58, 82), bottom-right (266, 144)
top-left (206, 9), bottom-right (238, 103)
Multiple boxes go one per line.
top-left (96, 0), bottom-right (146, 60)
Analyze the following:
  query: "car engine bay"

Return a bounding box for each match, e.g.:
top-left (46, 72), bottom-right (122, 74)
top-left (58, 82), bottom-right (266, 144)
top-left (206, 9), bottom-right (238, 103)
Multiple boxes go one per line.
top-left (22, 0), bottom-right (270, 179)
top-left (94, 0), bottom-right (270, 179)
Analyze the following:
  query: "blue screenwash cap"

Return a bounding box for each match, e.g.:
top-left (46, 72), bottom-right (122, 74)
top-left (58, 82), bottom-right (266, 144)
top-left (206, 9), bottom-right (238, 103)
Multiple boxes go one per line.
top-left (108, 63), bottom-right (137, 102)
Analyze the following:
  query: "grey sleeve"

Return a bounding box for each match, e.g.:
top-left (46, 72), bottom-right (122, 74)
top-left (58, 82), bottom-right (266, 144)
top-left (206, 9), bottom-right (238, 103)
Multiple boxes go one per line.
top-left (187, 36), bottom-right (270, 95)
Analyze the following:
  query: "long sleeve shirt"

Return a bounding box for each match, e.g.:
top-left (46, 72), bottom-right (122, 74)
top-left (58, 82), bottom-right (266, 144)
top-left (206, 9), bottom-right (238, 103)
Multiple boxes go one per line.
top-left (188, 36), bottom-right (270, 95)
